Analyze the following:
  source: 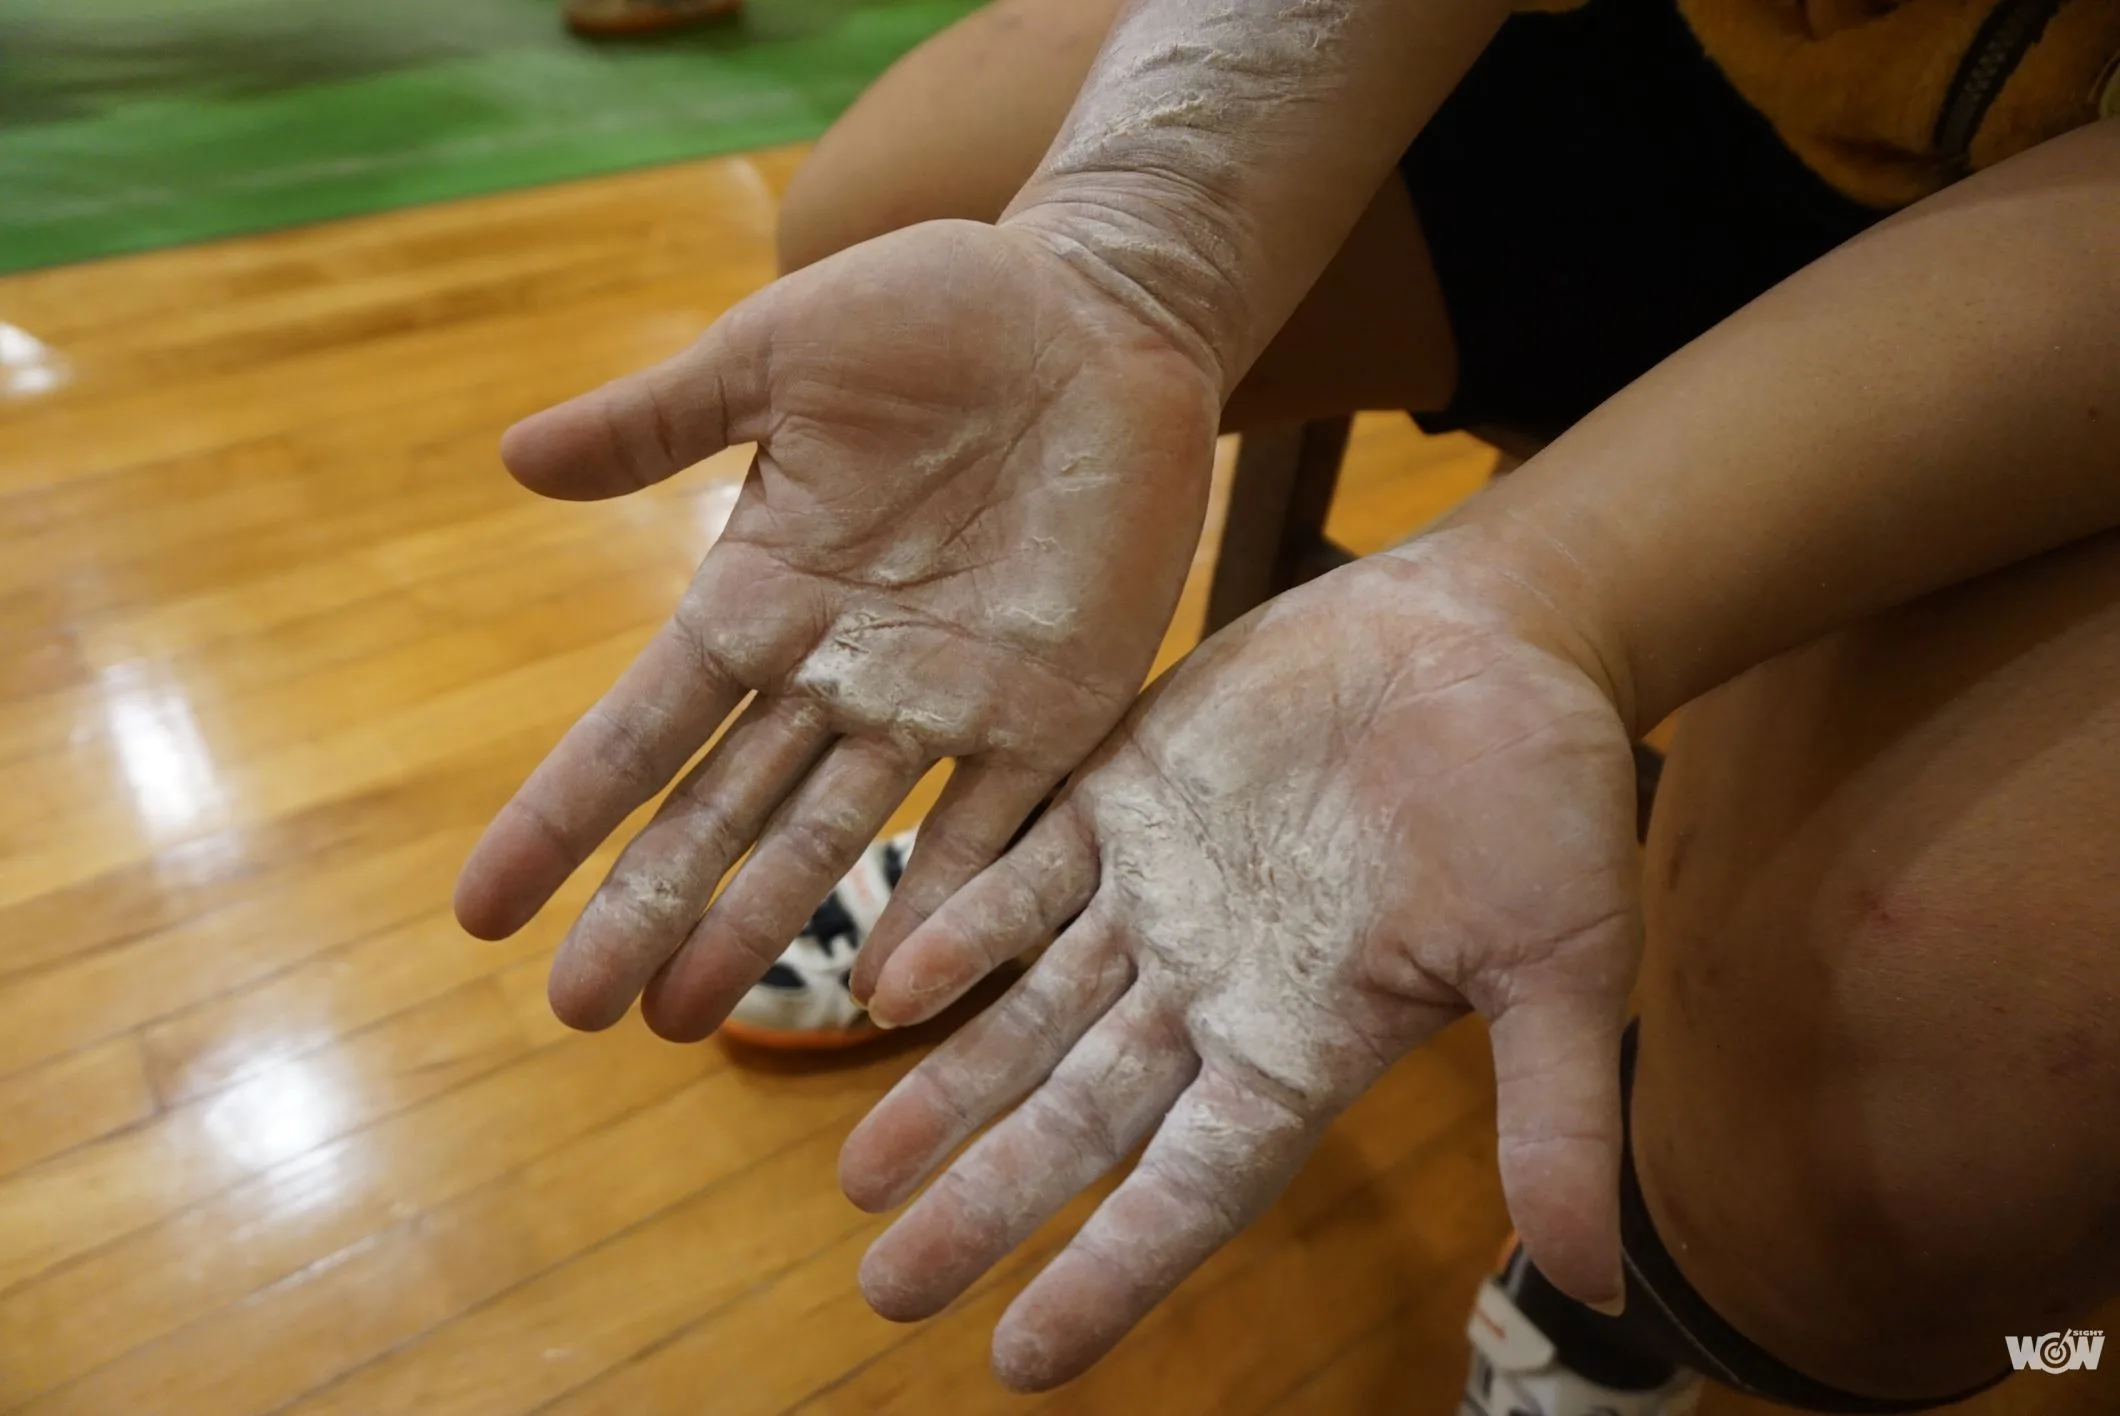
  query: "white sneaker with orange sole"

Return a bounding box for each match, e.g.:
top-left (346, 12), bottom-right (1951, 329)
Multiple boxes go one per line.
top-left (1464, 1265), bottom-right (1702, 1416)
top-left (718, 829), bottom-right (916, 1051)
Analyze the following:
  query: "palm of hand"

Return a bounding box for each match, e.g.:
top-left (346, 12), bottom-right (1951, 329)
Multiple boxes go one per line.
top-left (843, 545), bottom-right (1642, 1389)
top-left (454, 220), bottom-right (1220, 1039)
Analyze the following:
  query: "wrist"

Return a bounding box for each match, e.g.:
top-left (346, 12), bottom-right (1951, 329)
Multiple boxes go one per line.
top-left (1001, 175), bottom-right (1257, 399)
top-left (1384, 515), bottom-right (1646, 739)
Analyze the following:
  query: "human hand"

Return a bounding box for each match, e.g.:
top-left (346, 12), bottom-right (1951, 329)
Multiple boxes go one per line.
top-left (841, 534), bottom-right (1642, 1387)
top-left (453, 220), bottom-right (1220, 1039)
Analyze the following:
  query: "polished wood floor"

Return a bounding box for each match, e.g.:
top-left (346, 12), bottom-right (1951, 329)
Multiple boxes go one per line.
top-left (0, 147), bottom-right (2096, 1415)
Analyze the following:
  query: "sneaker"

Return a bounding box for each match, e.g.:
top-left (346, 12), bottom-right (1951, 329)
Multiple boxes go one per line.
top-left (718, 829), bottom-right (915, 1050)
top-left (1464, 1244), bottom-right (1702, 1416)
top-left (564, 0), bottom-right (742, 38)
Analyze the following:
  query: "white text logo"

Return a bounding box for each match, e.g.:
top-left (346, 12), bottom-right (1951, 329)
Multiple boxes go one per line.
top-left (2006, 1330), bottom-right (2104, 1375)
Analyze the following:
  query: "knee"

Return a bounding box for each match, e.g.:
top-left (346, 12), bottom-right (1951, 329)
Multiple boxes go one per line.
top-left (771, 108), bottom-right (1016, 276)
top-left (1631, 1053), bottom-right (2115, 1401)
top-left (771, 0), bottom-right (1120, 277)
top-left (770, 51), bottom-right (961, 276)
top-left (1629, 674), bottom-right (2120, 1399)
top-left (774, 149), bottom-right (874, 277)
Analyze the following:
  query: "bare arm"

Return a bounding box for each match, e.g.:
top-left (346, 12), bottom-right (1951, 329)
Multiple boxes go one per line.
top-left (1001, 0), bottom-right (1507, 393)
top-left (1450, 118), bottom-right (2120, 732)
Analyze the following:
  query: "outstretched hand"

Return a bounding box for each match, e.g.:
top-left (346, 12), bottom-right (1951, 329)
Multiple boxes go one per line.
top-left (842, 537), bottom-right (1643, 1388)
top-left (453, 220), bottom-right (1220, 1040)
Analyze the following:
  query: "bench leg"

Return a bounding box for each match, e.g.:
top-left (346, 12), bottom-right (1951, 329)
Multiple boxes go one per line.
top-left (1203, 415), bottom-right (1356, 636)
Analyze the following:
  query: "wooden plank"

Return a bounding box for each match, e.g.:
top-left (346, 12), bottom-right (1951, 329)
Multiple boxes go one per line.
top-left (0, 1035), bottom-right (157, 1178)
top-left (0, 1018), bottom-right (721, 1406)
top-left (0, 980), bottom-right (528, 1295)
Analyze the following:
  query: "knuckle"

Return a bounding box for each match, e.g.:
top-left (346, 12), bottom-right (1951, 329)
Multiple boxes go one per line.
top-left (638, 377), bottom-right (685, 474)
top-left (1027, 1083), bottom-right (1126, 1171)
top-left (581, 703), bottom-right (668, 799)
top-left (928, 1166), bottom-right (1010, 1248)
top-left (714, 900), bottom-right (791, 968)
top-left (592, 396), bottom-right (650, 492)
top-left (1004, 975), bottom-right (1072, 1060)
top-left (908, 825), bottom-right (981, 893)
top-left (666, 793), bottom-right (745, 874)
top-left (1066, 1219), bottom-right (1164, 1306)
top-left (774, 811), bottom-right (851, 880)
top-left (1147, 1150), bottom-right (1249, 1239)
top-left (557, 925), bottom-right (649, 1013)
top-left (995, 858), bottom-right (1053, 946)
top-left (911, 1063), bottom-right (982, 1142)
top-left (508, 791), bottom-right (587, 865)
top-left (594, 391), bottom-right (668, 494)
top-left (602, 862), bottom-right (697, 938)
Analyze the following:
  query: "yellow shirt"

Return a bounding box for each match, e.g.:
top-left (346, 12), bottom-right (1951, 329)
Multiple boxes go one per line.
top-left (1527, 0), bottom-right (2120, 206)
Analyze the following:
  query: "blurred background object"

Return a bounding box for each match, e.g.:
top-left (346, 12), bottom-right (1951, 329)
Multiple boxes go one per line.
top-left (0, 0), bottom-right (981, 274)
top-left (565, 0), bottom-right (748, 38)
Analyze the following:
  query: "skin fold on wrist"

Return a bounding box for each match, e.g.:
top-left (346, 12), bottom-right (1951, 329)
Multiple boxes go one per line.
top-left (998, 193), bottom-right (1246, 396)
top-left (1387, 518), bottom-right (1647, 739)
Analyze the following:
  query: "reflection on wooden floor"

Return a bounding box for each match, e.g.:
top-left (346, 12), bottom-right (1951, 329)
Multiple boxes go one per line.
top-left (0, 146), bottom-right (2095, 1414)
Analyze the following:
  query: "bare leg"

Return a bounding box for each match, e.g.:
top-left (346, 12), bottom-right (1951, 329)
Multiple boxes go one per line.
top-left (1636, 529), bottom-right (2120, 1401)
top-left (776, 0), bottom-right (1458, 429)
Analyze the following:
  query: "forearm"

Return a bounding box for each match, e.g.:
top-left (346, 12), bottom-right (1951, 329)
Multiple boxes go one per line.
top-left (999, 0), bottom-right (1506, 394)
top-left (1445, 119), bottom-right (2120, 734)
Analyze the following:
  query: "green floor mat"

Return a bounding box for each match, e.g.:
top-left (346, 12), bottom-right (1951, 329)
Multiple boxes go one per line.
top-left (0, 0), bottom-right (982, 274)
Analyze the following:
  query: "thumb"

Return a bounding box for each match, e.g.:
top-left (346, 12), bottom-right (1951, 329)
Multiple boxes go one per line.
top-left (1483, 965), bottom-right (1631, 1311)
top-left (499, 298), bottom-right (768, 501)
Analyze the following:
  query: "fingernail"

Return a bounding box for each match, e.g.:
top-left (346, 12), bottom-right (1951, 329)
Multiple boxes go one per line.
top-left (1587, 1290), bottom-right (1626, 1319)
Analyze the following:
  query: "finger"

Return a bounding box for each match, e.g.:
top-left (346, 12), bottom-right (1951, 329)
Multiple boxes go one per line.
top-left (851, 759), bottom-right (1057, 1004)
top-left (840, 917), bottom-right (1132, 1213)
top-left (864, 804), bottom-right (1099, 1029)
top-left (498, 300), bottom-right (767, 501)
top-left (988, 1067), bottom-right (1316, 1391)
top-left (544, 695), bottom-right (833, 1031)
top-left (1486, 979), bottom-right (1629, 1311)
top-left (640, 734), bottom-right (927, 1041)
top-left (858, 988), bottom-right (1197, 1325)
top-left (454, 617), bottom-right (747, 941)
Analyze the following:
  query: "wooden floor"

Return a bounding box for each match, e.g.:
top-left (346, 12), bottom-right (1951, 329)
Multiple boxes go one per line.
top-left (0, 147), bottom-right (2092, 1415)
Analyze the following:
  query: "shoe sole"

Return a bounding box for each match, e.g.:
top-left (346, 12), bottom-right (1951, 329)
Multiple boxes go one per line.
top-left (719, 1016), bottom-right (882, 1051)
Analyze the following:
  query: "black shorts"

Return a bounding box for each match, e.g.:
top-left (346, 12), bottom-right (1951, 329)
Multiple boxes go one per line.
top-left (1400, 0), bottom-right (1894, 444)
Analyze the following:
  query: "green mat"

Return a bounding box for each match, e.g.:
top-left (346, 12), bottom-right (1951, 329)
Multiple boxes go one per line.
top-left (0, 0), bottom-right (982, 274)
